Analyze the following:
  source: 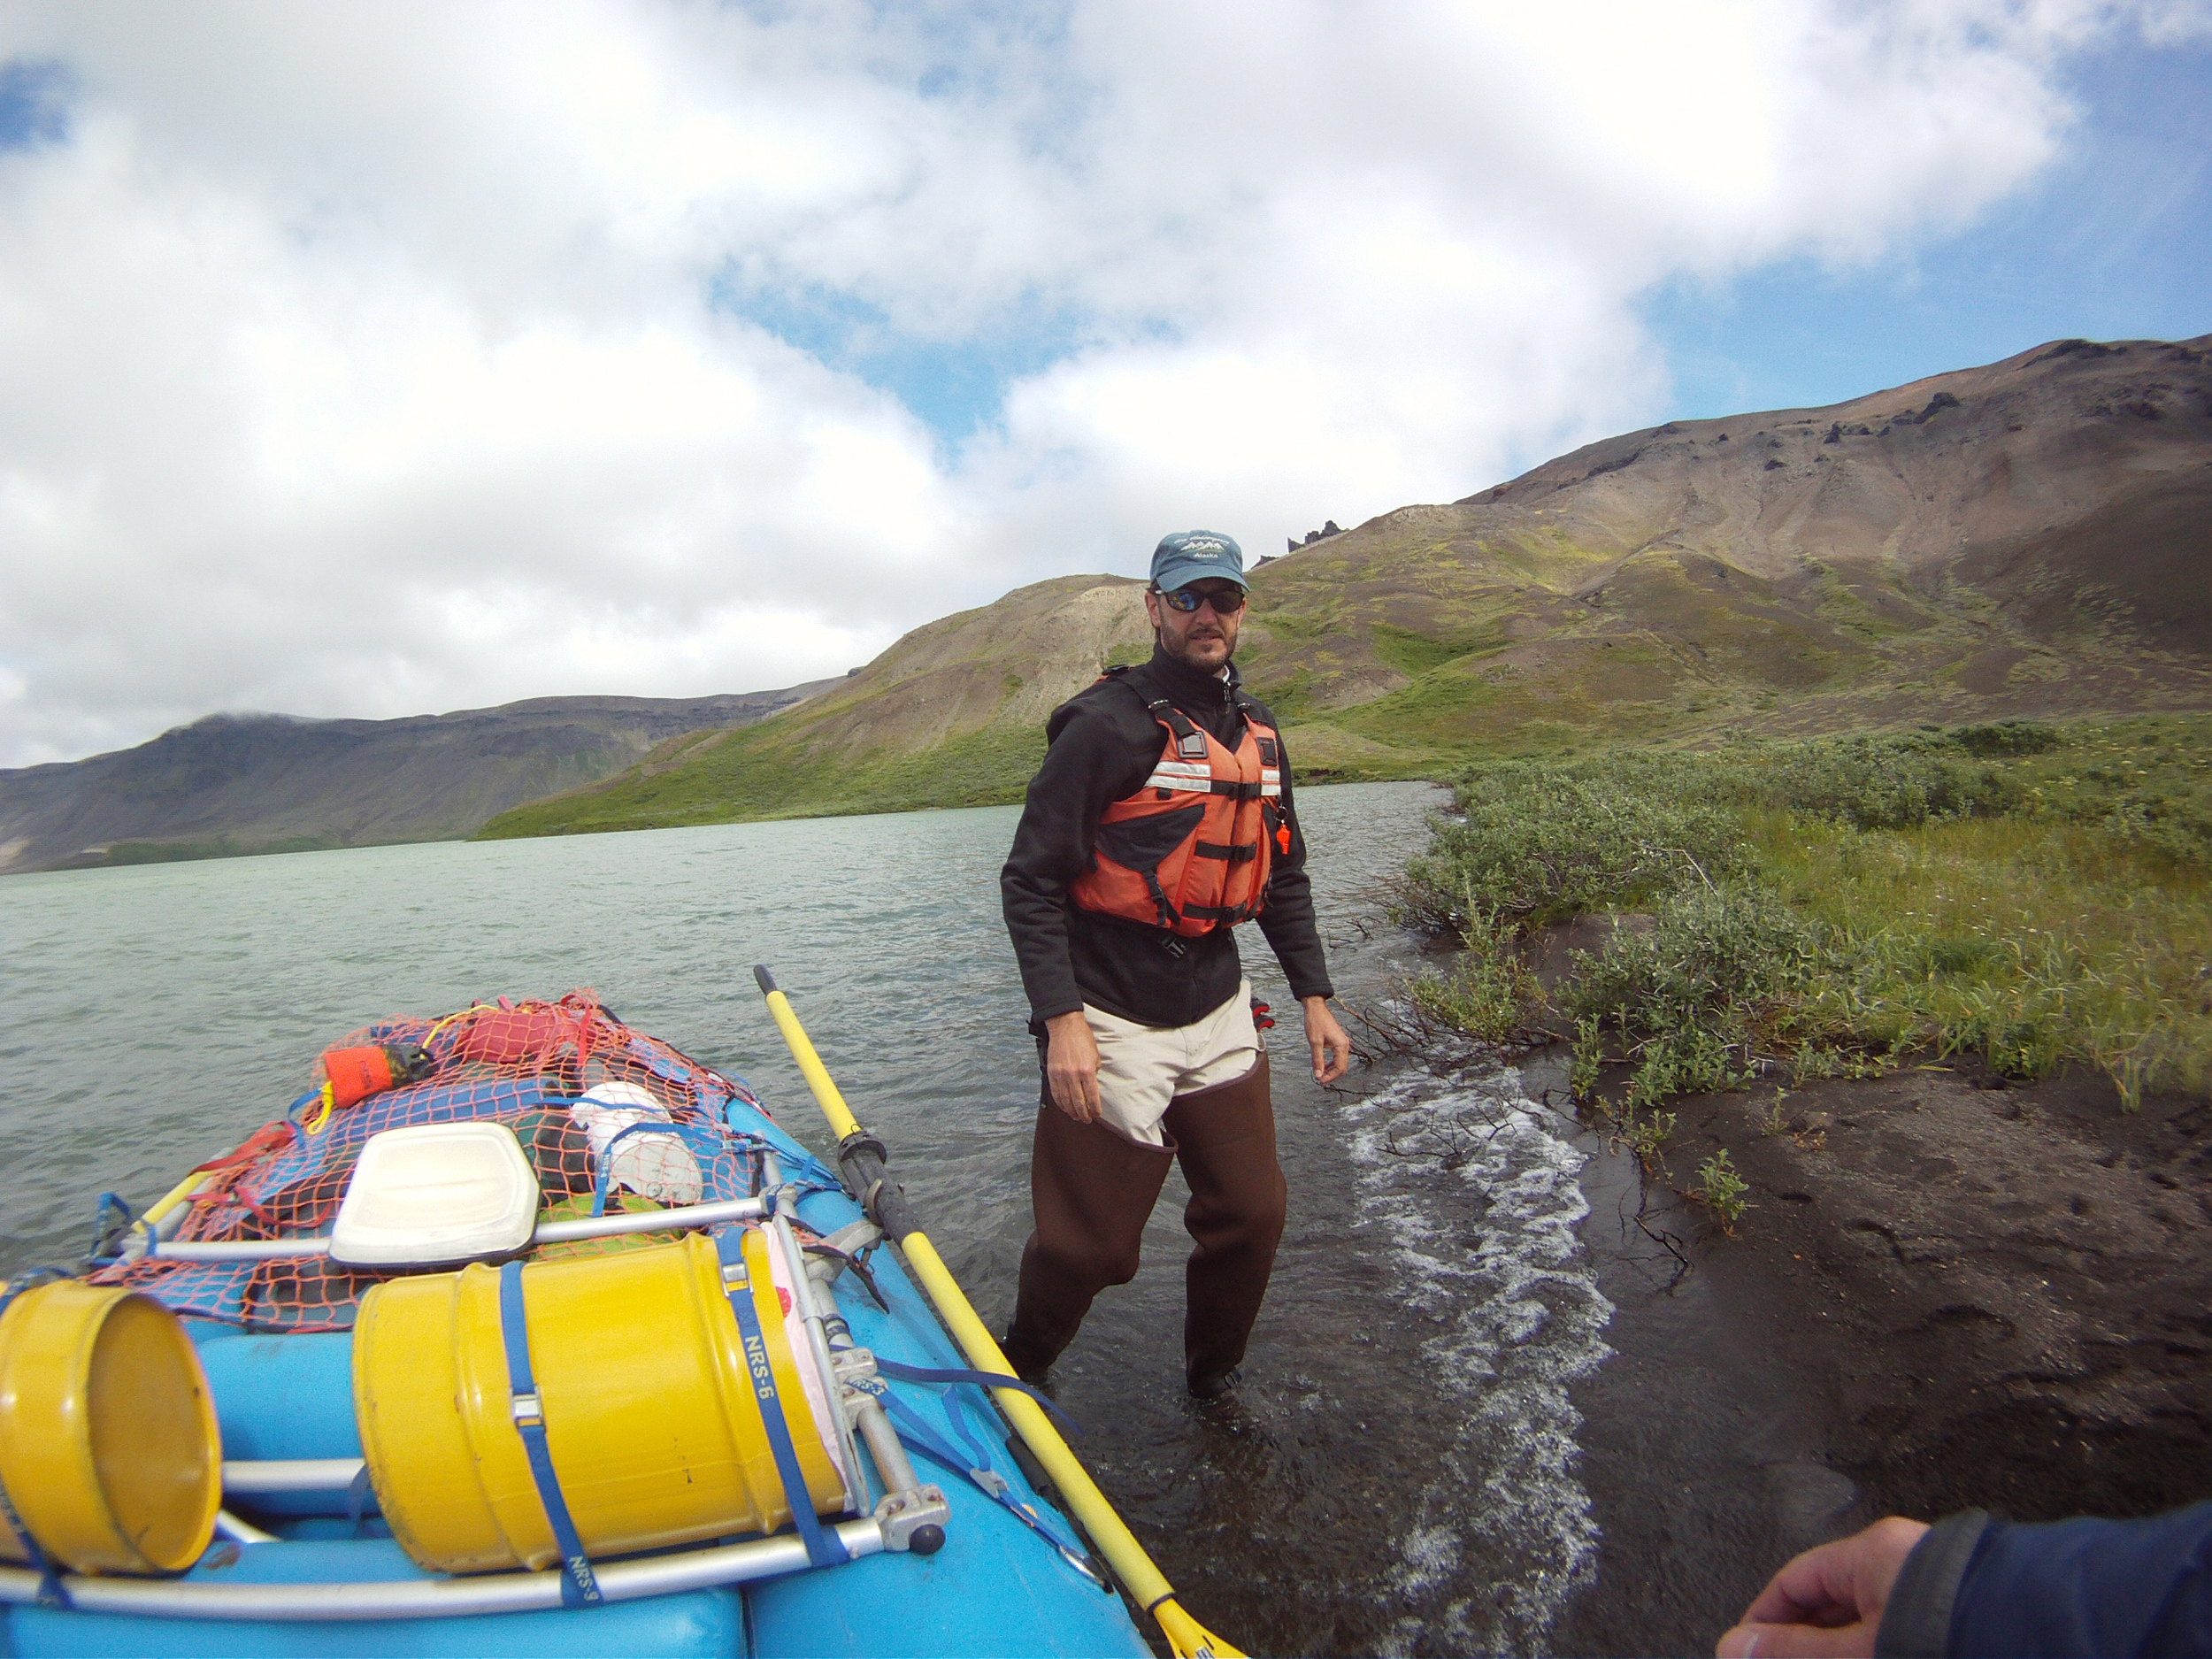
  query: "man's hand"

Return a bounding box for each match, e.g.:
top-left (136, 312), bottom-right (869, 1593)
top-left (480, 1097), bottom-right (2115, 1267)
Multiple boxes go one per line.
top-left (1043, 1010), bottom-right (1103, 1124)
top-left (1302, 995), bottom-right (1350, 1085)
top-left (1716, 1517), bottom-right (1930, 1658)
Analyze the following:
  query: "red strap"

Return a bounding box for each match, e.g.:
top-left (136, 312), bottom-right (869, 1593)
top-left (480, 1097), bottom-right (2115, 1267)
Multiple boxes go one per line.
top-left (191, 1119), bottom-right (296, 1177)
top-left (183, 1118), bottom-right (299, 1216)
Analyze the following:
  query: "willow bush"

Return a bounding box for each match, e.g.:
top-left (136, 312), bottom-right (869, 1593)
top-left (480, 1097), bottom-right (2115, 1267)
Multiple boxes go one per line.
top-left (1399, 715), bottom-right (2212, 1114)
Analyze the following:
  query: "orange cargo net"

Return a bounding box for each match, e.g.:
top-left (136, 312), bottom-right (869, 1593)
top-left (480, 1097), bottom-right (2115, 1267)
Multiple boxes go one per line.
top-left (89, 993), bottom-right (781, 1333)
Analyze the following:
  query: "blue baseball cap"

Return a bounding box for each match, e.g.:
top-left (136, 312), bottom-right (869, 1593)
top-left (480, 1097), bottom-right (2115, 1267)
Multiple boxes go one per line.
top-left (1148, 530), bottom-right (1248, 594)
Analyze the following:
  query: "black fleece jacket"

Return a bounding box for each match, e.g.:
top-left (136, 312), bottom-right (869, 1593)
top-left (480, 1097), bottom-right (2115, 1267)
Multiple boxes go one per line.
top-left (1001, 645), bottom-right (1336, 1031)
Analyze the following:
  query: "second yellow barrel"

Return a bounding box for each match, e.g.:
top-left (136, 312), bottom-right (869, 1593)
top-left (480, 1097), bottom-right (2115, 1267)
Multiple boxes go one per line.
top-left (354, 1228), bottom-right (848, 1574)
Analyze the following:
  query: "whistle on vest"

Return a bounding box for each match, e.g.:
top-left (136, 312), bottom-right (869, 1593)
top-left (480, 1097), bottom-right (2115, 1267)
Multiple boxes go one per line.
top-left (1250, 999), bottom-right (1276, 1030)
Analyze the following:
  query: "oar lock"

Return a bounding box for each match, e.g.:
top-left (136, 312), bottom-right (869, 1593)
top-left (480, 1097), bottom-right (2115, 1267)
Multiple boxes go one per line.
top-left (833, 1130), bottom-right (918, 1243)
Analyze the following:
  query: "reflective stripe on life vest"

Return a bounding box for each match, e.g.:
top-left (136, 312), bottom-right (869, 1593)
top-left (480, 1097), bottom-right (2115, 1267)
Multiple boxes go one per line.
top-left (1142, 758), bottom-right (1216, 793)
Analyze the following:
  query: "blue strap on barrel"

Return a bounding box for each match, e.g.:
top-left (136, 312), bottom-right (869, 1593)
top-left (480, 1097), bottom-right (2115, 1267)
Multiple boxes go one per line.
top-left (714, 1230), bottom-right (849, 1568)
top-left (0, 1468), bottom-right (69, 1609)
top-left (495, 1262), bottom-right (602, 1609)
top-left (0, 1278), bottom-right (72, 1609)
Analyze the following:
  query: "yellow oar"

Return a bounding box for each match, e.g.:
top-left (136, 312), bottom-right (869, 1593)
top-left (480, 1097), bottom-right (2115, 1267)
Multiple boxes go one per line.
top-left (752, 966), bottom-right (1241, 1659)
top-left (130, 1169), bottom-right (213, 1240)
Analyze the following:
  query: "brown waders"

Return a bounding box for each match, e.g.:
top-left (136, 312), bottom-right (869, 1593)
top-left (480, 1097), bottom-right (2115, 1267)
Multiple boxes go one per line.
top-left (1002, 1049), bottom-right (1286, 1394)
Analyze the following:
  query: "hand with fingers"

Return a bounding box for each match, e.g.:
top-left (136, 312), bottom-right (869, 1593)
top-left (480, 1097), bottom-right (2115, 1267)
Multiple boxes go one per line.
top-left (1043, 1010), bottom-right (1103, 1123)
top-left (1302, 995), bottom-right (1350, 1085)
top-left (1717, 1517), bottom-right (1930, 1658)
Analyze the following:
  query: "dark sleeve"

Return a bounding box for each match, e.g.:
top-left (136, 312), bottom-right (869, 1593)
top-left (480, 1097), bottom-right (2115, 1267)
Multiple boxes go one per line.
top-left (1879, 1502), bottom-right (2212, 1658)
top-left (1877, 1512), bottom-right (1990, 1658)
top-left (1252, 723), bottom-right (1335, 1003)
top-left (1000, 702), bottom-right (1151, 1025)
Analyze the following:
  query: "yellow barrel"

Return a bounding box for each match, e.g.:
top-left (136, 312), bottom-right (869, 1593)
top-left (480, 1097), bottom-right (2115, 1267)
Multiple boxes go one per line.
top-left (0, 1280), bottom-right (221, 1576)
top-left (355, 1228), bottom-right (847, 1574)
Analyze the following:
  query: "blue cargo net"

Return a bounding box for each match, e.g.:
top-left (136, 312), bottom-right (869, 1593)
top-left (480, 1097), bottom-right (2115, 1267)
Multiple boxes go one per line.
top-left (89, 993), bottom-right (779, 1332)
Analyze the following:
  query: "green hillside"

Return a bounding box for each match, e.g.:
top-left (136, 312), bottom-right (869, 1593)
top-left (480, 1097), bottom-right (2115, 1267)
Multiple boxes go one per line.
top-left (480, 334), bottom-right (2212, 841)
top-left (479, 574), bottom-right (1159, 837)
top-left (479, 715), bottom-right (1058, 837)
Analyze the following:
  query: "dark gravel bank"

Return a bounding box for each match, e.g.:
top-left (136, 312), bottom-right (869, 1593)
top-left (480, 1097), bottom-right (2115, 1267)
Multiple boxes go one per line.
top-left (1548, 1058), bottom-right (2212, 1655)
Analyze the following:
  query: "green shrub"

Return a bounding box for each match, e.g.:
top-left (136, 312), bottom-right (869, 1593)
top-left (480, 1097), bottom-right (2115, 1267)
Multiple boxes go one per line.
top-left (1692, 1149), bottom-right (1750, 1229)
top-left (1407, 916), bottom-right (1542, 1043)
top-left (1398, 760), bottom-right (1740, 932)
top-left (1564, 886), bottom-right (1817, 1106)
top-left (1722, 734), bottom-right (2018, 828)
top-left (1625, 1109), bottom-right (1676, 1165)
top-left (1397, 714), bottom-right (2212, 1114)
top-left (1568, 883), bottom-right (1814, 1025)
top-left (1569, 1017), bottom-right (1603, 1102)
top-left (1952, 720), bottom-right (2062, 757)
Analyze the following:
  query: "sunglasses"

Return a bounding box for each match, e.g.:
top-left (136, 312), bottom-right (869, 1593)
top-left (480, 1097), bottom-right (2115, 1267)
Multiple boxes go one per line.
top-left (1155, 584), bottom-right (1248, 615)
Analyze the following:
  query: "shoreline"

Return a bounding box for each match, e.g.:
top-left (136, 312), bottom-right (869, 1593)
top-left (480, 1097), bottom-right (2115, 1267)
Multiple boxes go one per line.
top-left (1547, 1051), bottom-right (2212, 1653)
top-left (1670, 1061), bottom-right (2212, 1524)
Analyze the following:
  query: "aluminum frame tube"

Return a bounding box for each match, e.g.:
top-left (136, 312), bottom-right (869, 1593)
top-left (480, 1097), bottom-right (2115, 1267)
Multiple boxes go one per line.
top-left (214, 1510), bottom-right (278, 1545)
top-left (148, 1195), bottom-right (772, 1262)
top-left (850, 1394), bottom-right (925, 1499)
top-left (223, 1460), bottom-right (365, 1494)
top-left (0, 1519), bottom-right (884, 1621)
top-left (150, 1236), bottom-right (333, 1262)
top-left (530, 1194), bottom-right (768, 1242)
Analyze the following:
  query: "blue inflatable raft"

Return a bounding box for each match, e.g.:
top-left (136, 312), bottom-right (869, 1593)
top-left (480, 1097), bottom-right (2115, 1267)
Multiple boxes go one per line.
top-left (0, 986), bottom-right (1181, 1658)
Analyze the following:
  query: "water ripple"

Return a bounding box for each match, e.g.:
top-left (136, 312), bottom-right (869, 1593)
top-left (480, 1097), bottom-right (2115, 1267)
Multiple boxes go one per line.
top-left (1344, 1051), bottom-right (1616, 1655)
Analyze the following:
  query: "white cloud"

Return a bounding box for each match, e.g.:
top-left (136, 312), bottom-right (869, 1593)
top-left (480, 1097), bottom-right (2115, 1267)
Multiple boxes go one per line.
top-left (0, 0), bottom-right (2175, 764)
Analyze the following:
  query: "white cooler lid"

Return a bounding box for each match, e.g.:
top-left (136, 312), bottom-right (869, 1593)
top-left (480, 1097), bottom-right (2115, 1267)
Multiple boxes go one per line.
top-left (329, 1122), bottom-right (539, 1267)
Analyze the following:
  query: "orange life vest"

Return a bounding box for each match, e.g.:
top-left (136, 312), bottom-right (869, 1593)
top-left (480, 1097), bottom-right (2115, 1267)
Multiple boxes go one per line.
top-left (1069, 684), bottom-right (1286, 937)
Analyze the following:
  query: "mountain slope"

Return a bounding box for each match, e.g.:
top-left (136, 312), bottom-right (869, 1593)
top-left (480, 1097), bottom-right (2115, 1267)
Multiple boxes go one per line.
top-left (478, 576), bottom-right (1156, 837)
top-left (483, 333), bottom-right (2212, 841)
top-left (1233, 334), bottom-right (2212, 766)
top-left (0, 685), bottom-right (833, 874)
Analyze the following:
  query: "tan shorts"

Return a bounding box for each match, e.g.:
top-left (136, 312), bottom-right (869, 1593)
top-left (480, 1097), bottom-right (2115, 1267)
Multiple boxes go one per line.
top-left (1083, 980), bottom-right (1263, 1148)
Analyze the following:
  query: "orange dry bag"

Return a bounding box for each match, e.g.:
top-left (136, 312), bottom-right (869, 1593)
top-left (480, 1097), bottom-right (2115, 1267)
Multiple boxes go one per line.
top-left (312, 1041), bottom-right (434, 1117)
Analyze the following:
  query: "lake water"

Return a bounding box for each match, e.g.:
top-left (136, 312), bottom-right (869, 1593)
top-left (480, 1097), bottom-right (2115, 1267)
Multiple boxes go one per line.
top-left (0, 781), bottom-right (1642, 1655)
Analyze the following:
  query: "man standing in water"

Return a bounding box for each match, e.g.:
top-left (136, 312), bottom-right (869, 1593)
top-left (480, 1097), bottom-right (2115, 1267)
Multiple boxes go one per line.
top-left (999, 529), bottom-right (1350, 1399)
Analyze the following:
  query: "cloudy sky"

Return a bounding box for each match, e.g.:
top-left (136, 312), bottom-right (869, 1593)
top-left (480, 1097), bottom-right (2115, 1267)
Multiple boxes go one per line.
top-left (1, 1), bottom-right (2206, 768)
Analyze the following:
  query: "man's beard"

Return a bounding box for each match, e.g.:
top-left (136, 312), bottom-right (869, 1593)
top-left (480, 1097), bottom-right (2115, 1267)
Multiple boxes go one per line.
top-left (1158, 626), bottom-right (1231, 664)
